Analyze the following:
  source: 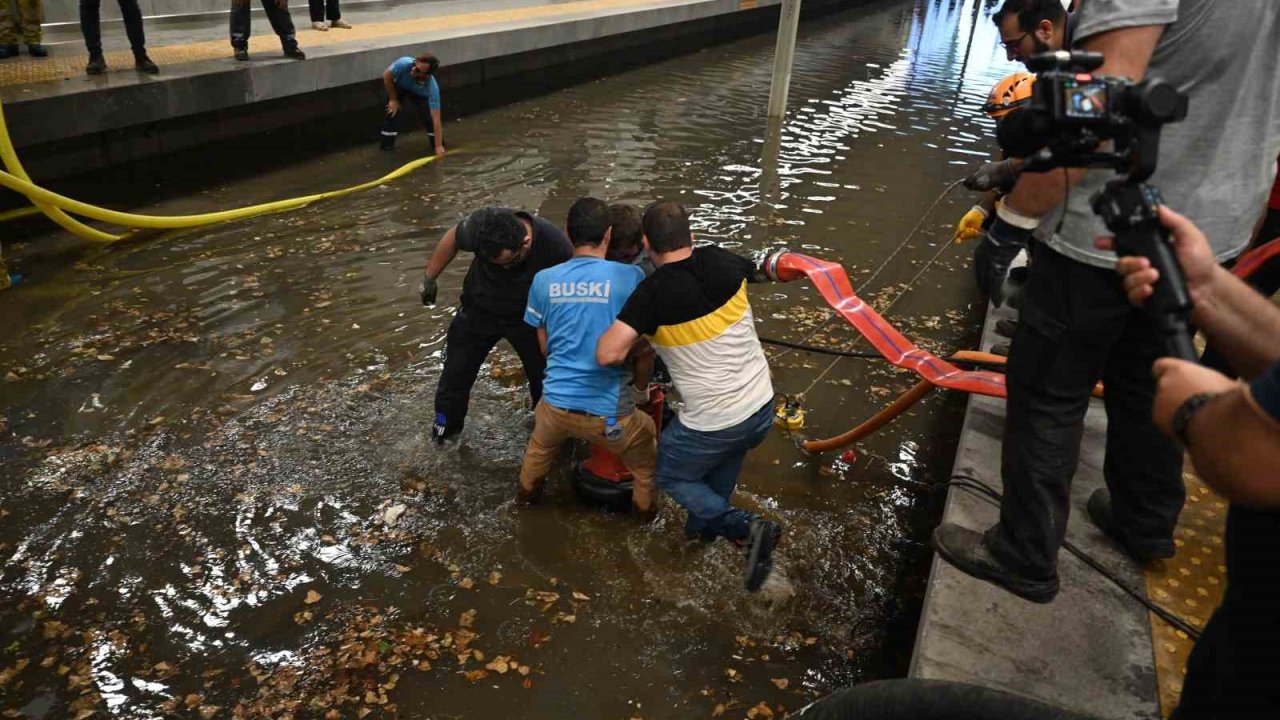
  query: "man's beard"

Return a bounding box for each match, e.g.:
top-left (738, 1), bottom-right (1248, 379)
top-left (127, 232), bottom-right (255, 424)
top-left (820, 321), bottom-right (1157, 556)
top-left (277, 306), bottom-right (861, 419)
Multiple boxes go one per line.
top-left (1032, 35), bottom-right (1054, 54)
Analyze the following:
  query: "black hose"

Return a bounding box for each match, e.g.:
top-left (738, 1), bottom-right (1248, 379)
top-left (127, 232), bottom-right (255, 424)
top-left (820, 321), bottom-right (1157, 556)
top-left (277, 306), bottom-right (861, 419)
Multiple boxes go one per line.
top-left (946, 473), bottom-right (1202, 640)
top-left (793, 679), bottom-right (1100, 720)
top-left (759, 336), bottom-right (1009, 371)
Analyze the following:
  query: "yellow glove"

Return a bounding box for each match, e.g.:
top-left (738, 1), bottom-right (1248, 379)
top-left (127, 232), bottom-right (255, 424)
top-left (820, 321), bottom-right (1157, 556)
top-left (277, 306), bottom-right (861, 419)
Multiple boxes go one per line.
top-left (953, 205), bottom-right (988, 243)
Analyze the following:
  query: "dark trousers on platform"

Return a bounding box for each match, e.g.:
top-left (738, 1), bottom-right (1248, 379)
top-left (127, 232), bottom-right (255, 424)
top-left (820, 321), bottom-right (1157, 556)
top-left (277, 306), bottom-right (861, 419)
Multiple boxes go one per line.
top-left (79, 0), bottom-right (147, 55)
top-left (1172, 505), bottom-right (1280, 718)
top-left (433, 307), bottom-right (545, 436)
top-left (308, 0), bottom-right (339, 22)
top-left (984, 243), bottom-right (1185, 580)
top-left (229, 0), bottom-right (298, 50)
top-left (380, 90), bottom-right (434, 149)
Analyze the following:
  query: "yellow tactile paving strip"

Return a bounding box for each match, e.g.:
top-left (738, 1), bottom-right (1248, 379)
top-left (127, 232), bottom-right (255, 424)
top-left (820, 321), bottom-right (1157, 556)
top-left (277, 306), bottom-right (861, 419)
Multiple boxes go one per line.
top-left (0, 0), bottom-right (689, 88)
top-left (1145, 470), bottom-right (1227, 718)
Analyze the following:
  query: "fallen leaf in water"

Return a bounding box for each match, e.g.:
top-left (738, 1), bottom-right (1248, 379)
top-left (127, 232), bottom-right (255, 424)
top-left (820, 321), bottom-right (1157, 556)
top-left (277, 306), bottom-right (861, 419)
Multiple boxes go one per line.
top-left (488, 571), bottom-right (502, 585)
top-left (184, 694), bottom-right (203, 709)
top-left (485, 656), bottom-right (510, 674)
top-left (746, 702), bottom-right (774, 719)
top-left (305, 590), bottom-right (322, 604)
top-left (517, 664), bottom-right (530, 676)
top-left (523, 676), bottom-right (534, 689)
top-left (198, 705), bottom-right (220, 719)
top-left (457, 577), bottom-right (475, 590)
top-left (462, 669), bottom-right (489, 683)
top-left (554, 614), bottom-right (576, 624)
top-left (459, 610), bottom-right (476, 628)
top-left (572, 591), bottom-right (590, 601)
top-left (724, 668), bottom-right (739, 681)
top-left (394, 564), bottom-right (412, 573)
top-left (712, 705), bottom-right (726, 717)
top-left (771, 678), bottom-right (789, 690)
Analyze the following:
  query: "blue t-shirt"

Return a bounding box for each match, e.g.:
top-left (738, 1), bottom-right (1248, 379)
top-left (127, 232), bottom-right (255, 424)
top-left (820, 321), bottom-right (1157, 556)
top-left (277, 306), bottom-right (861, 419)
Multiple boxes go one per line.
top-left (388, 57), bottom-right (441, 109)
top-left (525, 257), bottom-right (645, 418)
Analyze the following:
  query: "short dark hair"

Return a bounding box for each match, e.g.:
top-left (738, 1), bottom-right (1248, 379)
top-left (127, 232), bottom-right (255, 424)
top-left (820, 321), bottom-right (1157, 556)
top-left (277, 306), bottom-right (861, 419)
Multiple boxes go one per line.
top-left (993, 0), bottom-right (1066, 32)
top-left (566, 197), bottom-right (611, 248)
top-left (641, 201), bottom-right (692, 254)
top-left (606, 203), bottom-right (643, 261)
top-left (415, 52), bottom-right (440, 74)
top-left (467, 207), bottom-right (526, 261)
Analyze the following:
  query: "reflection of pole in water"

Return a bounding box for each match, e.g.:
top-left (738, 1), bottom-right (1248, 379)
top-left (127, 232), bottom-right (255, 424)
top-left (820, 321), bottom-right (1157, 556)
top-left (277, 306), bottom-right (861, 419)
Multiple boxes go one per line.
top-left (952, 0), bottom-right (983, 109)
top-left (756, 115), bottom-right (785, 246)
top-left (767, 0), bottom-right (804, 120)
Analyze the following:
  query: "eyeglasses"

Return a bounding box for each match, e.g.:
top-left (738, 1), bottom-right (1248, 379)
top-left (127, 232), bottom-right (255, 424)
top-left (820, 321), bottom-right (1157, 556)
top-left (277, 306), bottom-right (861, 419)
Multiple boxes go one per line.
top-left (1000, 32), bottom-right (1030, 51)
top-left (493, 236), bottom-right (533, 268)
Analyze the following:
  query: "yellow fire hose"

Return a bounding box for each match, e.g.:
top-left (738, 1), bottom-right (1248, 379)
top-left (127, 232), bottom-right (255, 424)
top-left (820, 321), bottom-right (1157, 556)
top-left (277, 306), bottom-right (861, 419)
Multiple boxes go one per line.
top-left (0, 93), bottom-right (450, 243)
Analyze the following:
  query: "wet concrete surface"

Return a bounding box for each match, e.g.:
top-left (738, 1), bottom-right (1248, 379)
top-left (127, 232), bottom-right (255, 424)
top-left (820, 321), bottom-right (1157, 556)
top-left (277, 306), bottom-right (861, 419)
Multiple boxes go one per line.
top-left (0, 0), bottom-right (1016, 717)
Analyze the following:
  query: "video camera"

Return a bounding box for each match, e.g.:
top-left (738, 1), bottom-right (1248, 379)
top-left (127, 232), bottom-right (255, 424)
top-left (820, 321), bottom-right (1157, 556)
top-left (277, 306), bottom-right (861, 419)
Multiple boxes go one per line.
top-left (998, 51), bottom-right (1198, 362)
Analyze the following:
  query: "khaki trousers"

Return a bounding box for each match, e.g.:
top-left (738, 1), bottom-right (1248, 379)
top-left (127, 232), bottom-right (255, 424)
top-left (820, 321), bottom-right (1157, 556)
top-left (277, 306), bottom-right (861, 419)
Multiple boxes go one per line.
top-left (519, 399), bottom-right (657, 511)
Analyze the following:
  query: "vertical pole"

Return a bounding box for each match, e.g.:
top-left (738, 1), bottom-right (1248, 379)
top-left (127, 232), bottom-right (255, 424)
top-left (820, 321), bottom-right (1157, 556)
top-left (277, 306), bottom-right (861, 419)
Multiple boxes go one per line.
top-left (766, 0), bottom-right (803, 120)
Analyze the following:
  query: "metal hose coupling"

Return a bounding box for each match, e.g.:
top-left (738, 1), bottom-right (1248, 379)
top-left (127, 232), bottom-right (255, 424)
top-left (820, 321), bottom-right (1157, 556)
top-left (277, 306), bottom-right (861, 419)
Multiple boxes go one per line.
top-left (759, 250), bottom-right (803, 283)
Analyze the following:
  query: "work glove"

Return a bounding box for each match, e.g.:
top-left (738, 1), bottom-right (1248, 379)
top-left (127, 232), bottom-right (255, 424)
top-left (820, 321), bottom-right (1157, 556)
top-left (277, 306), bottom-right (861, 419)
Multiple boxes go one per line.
top-left (953, 205), bottom-right (988, 243)
top-left (973, 214), bottom-right (1032, 306)
top-left (963, 158), bottom-right (1020, 193)
top-left (419, 276), bottom-right (439, 306)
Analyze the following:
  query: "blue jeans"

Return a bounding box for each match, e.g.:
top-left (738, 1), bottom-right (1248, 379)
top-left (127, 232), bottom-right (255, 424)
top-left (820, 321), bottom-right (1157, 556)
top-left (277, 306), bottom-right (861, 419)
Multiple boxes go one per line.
top-left (655, 401), bottom-right (773, 542)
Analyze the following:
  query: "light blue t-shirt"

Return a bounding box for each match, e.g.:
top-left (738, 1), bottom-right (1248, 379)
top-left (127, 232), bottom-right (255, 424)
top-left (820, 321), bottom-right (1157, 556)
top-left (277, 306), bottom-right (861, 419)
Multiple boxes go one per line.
top-left (388, 57), bottom-right (441, 109)
top-left (525, 257), bottom-right (645, 418)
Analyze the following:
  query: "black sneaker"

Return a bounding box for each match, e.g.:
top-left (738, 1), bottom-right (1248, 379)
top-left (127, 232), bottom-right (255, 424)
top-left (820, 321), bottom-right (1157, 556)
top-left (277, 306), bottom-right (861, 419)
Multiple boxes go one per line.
top-left (994, 318), bottom-right (1017, 339)
top-left (744, 519), bottom-right (782, 592)
top-left (86, 52), bottom-right (107, 75)
top-left (234, 48), bottom-right (249, 61)
top-left (135, 55), bottom-right (159, 74)
top-left (283, 46), bottom-right (306, 60)
top-left (27, 44), bottom-right (48, 58)
top-left (431, 417), bottom-right (459, 445)
top-left (990, 342), bottom-right (1010, 357)
top-left (0, 44), bottom-right (17, 59)
top-left (1086, 488), bottom-right (1175, 562)
top-left (932, 523), bottom-right (1058, 603)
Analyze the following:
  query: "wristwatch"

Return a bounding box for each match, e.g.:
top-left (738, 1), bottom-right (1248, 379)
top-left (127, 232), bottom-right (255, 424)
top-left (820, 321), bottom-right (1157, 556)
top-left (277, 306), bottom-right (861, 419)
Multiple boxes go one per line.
top-left (1171, 392), bottom-right (1217, 447)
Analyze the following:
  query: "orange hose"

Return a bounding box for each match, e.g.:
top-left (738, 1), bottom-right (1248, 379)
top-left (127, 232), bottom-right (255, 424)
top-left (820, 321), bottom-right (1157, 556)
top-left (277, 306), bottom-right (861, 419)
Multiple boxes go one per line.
top-left (802, 379), bottom-right (935, 453)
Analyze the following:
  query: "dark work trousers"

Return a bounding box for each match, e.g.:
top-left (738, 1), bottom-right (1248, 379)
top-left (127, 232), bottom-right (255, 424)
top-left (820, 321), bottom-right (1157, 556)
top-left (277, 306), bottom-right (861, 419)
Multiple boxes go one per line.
top-left (229, 0), bottom-right (299, 50)
top-left (308, 0), bottom-right (339, 22)
top-left (1172, 505), bottom-right (1280, 718)
top-left (380, 90), bottom-right (434, 148)
top-left (984, 242), bottom-right (1185, 580)
top-left (433, 308), bottom-right (545, 436)
top-left (79, 0), bottom-right (147, 56)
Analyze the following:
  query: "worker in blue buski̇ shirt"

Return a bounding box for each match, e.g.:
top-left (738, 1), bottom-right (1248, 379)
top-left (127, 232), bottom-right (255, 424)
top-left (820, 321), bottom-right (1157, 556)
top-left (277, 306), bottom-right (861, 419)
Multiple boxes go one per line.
top-left (518, 197), bottom-right (658, 520)
top-left (382, 53), bottom-right (445, 155)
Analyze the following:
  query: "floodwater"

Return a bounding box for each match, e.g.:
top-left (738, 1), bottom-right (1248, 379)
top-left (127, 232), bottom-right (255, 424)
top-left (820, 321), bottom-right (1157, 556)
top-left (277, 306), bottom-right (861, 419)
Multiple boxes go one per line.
top-left (0, 0), bottom-right (1015, 717)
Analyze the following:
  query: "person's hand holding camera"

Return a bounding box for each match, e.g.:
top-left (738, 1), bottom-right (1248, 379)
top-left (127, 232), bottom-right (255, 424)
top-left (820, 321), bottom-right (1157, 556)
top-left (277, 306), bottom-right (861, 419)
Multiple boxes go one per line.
top-left (1095, 205), bottom-right (1220, 311)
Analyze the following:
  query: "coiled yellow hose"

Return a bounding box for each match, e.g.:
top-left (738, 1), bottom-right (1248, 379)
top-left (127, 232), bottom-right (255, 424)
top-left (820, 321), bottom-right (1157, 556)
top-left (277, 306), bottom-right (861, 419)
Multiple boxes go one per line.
top-left (0, 94), bottom-right (450, 243)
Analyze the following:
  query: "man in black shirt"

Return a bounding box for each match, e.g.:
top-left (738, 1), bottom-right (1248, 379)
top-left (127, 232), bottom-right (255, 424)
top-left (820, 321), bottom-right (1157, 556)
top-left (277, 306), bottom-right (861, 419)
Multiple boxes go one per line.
top-left (421, 207), bottom-right (572, 443)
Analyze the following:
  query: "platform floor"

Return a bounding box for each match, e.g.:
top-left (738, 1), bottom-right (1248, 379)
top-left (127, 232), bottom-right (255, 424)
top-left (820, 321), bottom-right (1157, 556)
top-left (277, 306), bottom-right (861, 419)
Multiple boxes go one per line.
top-left (0, 0), bottom-right (706, 88)
top-left (910, 302), bottom-right (1226, 719)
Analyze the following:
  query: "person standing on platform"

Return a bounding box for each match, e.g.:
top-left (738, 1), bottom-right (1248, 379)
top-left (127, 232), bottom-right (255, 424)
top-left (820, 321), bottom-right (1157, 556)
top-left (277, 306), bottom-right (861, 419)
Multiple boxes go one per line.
top-left (0, 0), bottom-right (47, 59)
top-left (230, 0), bottom-right (305, 62)
top-left (381, 53), bottom-right (444, 155)
top-left (308, 0), bottom-right (350, 32)
top-left (79, 0), bottom-right (158, 74)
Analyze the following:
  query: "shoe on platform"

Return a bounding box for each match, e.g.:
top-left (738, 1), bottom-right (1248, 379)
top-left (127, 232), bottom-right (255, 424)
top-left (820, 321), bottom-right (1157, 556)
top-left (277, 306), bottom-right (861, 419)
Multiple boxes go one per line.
top-left (744, 519), bottom-right (782, 592)
top-left (85, 52), bottom-right (107, 74)
top-left (135, 55), bottom-right (159, 74)
top-left (990, 342), bottom-right (1010, 357)
top-left (330, 18), bottom-right (352, 28)
top-left (0, 44), bottom-right (18, 59)
top-left (932, 523), bottom-right (1059, 603)
top-left (994, 318), bottom-right (1018, 339)
top-left (27, 43), bottom-right (48, 57)
top-left (1086, 488), bottom-right (1176, 562)
top-left (283, 46), bottom-right (306, 60)
top-left (312, 21), bottom-right (329, 31)
top-left (234, 47), bottom-right (250, 61)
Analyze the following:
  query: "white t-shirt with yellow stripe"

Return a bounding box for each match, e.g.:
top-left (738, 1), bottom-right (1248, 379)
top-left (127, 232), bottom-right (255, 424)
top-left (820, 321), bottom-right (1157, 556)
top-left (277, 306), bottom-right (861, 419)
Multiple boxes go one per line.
top-left (616, 247), bottom-right (774, 432)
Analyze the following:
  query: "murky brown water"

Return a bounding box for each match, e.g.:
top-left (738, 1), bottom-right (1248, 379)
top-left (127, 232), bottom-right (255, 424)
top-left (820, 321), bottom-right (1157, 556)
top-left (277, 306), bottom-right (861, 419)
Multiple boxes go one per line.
top-left (1, 1), bottom-right (1015, 717)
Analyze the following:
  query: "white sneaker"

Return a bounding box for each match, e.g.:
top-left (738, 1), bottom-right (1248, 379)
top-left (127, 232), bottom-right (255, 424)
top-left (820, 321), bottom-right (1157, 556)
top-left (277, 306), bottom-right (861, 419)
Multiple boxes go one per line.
top-left (312, 21), bottom-right (329, 31)
top-left (330, 18), bottom-right (353, 29)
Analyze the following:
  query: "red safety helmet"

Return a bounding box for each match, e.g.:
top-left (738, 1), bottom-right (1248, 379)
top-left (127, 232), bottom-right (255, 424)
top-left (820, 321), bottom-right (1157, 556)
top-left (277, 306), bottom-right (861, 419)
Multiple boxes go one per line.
top-left (983, 72), bottom-right (1035, 119)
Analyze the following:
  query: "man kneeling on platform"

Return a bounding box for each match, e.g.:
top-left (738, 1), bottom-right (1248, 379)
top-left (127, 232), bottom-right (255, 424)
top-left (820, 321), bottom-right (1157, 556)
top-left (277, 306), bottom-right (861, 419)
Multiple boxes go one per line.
top-left (517, 197), bottom-right (658, 520)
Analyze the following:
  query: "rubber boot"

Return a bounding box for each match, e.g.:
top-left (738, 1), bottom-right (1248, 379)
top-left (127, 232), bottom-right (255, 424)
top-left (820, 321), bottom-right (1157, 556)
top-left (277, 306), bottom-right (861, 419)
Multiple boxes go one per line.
top-left (27, 44), bottom-right (48, 57)
top-left (380, 133), bottom-right (396, 151)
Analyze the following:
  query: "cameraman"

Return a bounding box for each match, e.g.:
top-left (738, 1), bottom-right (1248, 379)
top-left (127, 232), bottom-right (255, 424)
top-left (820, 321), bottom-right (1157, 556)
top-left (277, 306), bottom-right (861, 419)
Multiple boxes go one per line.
top-left (934, 0), bottom-right (1280, 603)
top-left (1107, 206), bottom-right (1280, 718)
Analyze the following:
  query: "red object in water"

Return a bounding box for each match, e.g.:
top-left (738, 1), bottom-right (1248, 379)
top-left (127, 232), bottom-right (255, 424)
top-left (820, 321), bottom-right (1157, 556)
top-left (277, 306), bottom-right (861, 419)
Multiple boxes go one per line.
top-left (840, 449), bottom-right (858, 464)
top-left (579, 386), bottom-right (666, 483)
